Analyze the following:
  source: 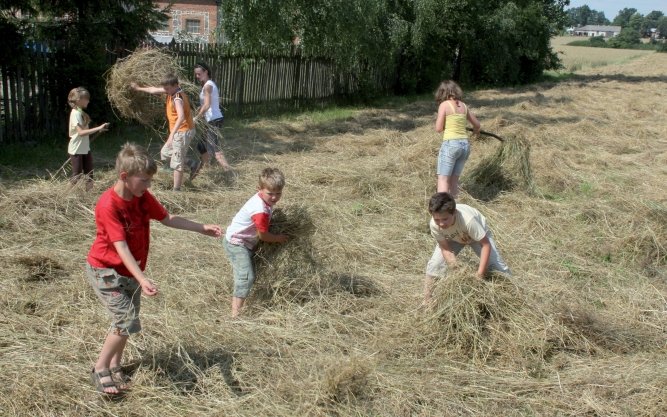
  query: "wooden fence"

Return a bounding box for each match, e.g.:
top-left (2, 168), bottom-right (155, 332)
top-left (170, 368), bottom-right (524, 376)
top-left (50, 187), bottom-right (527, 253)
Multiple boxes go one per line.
top-left (0, 42), bottom-right (395, 144)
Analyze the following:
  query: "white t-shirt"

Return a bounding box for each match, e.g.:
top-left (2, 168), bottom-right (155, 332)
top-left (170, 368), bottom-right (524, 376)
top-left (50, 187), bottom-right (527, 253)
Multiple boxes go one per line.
top-left (200, 80), bottom-right (223, 122)
top-left (225, 193), bottom-right (272, 249)
top-left (430, 204), bottom-right (489, 245)
top-left (68, 108), bottom-right (90, 155)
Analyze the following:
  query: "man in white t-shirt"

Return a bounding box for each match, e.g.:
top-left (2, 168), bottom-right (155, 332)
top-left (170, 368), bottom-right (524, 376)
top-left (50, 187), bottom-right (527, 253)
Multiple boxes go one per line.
top-left (423, 192), bottom-right (510, 305)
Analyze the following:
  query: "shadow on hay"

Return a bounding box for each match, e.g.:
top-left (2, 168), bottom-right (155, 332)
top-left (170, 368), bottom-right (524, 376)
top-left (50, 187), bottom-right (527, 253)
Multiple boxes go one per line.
top-left (140, 346), bottom-right (244, 396)
top-left (15, 255), bottom-right (68, 282)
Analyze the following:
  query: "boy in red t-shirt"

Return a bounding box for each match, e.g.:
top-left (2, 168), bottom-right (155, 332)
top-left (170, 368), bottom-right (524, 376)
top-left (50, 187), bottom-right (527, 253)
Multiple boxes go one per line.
top-left (86, 143), bottom-right (222, 395)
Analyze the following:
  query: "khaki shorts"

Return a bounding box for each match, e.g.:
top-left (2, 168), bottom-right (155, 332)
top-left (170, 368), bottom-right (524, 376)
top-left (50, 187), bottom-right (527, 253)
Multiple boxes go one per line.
top-left (161, 129), bottom-right (195, 170)
top-left (86, 263), bottom-right (142, 336)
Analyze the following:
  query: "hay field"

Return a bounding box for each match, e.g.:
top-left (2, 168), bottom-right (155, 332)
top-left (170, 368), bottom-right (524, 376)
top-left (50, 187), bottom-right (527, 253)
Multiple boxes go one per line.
top-left (1, 52), bottom-right (666, 416)
top-left (551, 36), bottom-right (655, 72)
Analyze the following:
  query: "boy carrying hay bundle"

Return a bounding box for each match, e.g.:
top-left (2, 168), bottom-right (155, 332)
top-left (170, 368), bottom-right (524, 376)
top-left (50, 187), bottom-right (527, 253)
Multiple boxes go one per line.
top-left (223, 168), bottom-right (289, 317)
top-left (423, 192), bottom-right (510, 306)
top-left (131, 75), bottom-right (196, 191)
top-left (86, 143), bottom-right (222, 395)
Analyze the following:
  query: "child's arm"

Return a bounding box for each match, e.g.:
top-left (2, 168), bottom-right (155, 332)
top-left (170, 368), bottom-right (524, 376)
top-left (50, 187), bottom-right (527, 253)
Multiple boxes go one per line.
top-left (435, 101), bottom-right (447, 133)
top-left (438, 240), bottom-right (457, 266)
top-left (476, 235), bottom-right (492, 278)
top-left (195, 83), bottom-right (213, 120)
top-left (112, 241), bottom-right (158, 296)
top-left (160, 214), bottom-right (223, 237)
top-left (257, 230), bottom-right (288, 244)
top-left (131, 82), bottom-right (166, 95)
top-left (75, 122), bottom-right (110, 137)
top-left (467, 110), bottom-right (481, 136)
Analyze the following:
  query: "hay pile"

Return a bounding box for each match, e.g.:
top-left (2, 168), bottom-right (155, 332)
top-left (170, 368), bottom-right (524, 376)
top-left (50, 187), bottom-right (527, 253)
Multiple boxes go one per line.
top-left (464, 134), bottom-right (534, 199)
top-left (105, 48), bottom-right (223, 148)
top-left (1, 51), bottom-right (667, 416)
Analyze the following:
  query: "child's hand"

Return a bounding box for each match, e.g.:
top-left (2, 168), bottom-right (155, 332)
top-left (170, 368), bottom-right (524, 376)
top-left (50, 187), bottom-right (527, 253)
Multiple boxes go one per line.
top-left (99, 123), bottom-right (110, 132)
top-left (202, 224), bottom-right (223, 237)
top-left (141, 279), bottom-right (159, 296)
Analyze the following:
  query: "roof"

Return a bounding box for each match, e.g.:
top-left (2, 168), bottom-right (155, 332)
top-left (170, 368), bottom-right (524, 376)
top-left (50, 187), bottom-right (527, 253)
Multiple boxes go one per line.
top-left (575, 25), bottom-right (621, 32)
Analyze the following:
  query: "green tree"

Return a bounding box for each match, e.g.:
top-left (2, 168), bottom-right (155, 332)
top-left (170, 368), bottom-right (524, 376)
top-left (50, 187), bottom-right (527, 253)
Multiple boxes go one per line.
top-left (612, 7), bottom-right (637, 27)
top-left (657, 16), bottom-right (667, 39)
top-left (641, 11), bottom-right (664, 36)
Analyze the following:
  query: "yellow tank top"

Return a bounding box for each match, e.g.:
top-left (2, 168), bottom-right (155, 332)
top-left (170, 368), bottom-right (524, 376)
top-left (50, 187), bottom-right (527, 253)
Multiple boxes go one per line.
top-left (442, 101), bottom-right (468, 140)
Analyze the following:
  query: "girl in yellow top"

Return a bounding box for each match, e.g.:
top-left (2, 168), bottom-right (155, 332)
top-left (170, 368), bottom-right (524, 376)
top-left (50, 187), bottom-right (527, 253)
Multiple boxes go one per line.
top-left (434, 80), bottom-right (480, 197)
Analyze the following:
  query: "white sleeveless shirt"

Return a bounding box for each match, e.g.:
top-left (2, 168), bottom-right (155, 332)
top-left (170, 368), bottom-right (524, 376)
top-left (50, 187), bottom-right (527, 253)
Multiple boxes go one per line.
top-left (200, 80), bottom-right (223, 122)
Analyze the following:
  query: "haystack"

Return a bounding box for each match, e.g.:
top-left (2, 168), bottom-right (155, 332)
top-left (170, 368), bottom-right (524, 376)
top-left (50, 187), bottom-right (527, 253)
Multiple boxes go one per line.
top-left (105, 48), bottom-right (223, 148)
top-left (253, 205), bottom-right (336, 304)
top-left (464, 134), bottom-right (534, 198)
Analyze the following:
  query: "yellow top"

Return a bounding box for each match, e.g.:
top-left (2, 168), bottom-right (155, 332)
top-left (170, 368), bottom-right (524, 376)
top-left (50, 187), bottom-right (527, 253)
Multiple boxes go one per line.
top-left (442, 101), bottom-right (468, 140)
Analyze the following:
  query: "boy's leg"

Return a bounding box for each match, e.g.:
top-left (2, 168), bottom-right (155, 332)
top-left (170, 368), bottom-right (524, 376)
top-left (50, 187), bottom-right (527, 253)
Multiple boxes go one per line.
top-left (469, 234), bottom-right (511, 275)
top-left (423, 241), bottom-right (465, 304)
top-left (170, 130), bottom-right (194, 190)
top-left (223, 239), bottom-right (255, 317)
top-left (94, 333), bottom-right (128, 394)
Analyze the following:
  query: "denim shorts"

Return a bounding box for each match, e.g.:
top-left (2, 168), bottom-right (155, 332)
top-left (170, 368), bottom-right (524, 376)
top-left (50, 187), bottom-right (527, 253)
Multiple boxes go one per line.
top-left (437, 139), bottom-right (470, 176)
top-left (196, 118), bottom-right (223, 155)
top-left (85, 263), bottom-right (142, 336)
top-left (223, 238), bottom-right (256, 298)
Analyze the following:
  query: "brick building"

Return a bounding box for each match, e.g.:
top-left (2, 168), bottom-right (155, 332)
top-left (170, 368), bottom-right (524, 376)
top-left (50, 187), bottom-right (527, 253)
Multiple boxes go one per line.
top-left (151, 0), bottom-right (221, 43)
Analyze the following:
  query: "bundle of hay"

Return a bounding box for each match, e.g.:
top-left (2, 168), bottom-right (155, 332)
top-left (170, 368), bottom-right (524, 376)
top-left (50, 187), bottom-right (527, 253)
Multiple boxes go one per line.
top-left (464, 135), bottom-right (534, 198)
top-left (253, 205), bottom-right (335, 304)
top-left (422, 266), bottom-right (563, 363)
top-left (105, 48), bottom-right (222, 147)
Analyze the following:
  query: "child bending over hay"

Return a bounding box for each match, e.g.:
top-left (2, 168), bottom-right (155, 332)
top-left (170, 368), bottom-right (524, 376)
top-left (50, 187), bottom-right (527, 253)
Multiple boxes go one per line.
top-left (223, 168), bottom-right (289, 317)
top-left (423, 192), bottom-right (510, 306)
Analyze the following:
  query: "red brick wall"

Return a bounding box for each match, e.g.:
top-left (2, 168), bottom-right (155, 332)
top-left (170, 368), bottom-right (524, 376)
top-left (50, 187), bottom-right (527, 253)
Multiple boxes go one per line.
top-left (154, 1), bottom-right (219, 42)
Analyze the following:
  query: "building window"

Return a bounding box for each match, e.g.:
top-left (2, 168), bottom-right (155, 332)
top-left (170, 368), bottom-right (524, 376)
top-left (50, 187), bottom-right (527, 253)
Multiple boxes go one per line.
top-left (185, 19), bottom-right (200, 34)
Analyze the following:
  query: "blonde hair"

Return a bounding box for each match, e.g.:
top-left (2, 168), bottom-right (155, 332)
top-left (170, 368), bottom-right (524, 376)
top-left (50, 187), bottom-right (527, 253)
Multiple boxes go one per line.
top-left (115, 143), bottom-right (157, 177)
top-left (258, 167), bottom-right (285, 190)
top-left (68, 86), bottom-right (90, 108)
top-left (160, 74), bottom-right (180, 87)
top-left (434, 80), bottom-right (463, 103)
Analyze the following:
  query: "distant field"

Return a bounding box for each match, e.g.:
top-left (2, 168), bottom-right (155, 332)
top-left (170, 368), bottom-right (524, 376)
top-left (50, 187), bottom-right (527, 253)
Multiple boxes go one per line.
top-left (551, 36), bottom-right (655, 72)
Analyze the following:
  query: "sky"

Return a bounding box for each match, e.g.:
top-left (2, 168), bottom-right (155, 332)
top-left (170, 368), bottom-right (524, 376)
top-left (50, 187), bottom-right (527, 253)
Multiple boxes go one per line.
top-left (566, 1), bottom-right (666, 21)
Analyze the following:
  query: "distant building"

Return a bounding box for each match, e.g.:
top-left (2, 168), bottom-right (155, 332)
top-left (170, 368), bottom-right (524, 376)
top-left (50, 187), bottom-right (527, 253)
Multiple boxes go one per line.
top-left (573, 25), bottom-right (621, 37)
top-left (150, 0), bottom-right (221, 44)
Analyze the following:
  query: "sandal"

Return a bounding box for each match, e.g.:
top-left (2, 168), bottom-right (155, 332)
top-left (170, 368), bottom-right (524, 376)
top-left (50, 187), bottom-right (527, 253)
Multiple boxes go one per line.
top-left (110, 366), bottom-right (131, 390)
top-left (91, 368), bottom-right (120, 395)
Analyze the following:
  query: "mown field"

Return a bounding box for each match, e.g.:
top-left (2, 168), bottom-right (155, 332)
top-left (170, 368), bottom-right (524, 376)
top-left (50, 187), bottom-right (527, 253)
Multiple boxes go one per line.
top-left (551, 36), bottom-right (656, 72)
top-left (0, 45), bottom-right (665, 416)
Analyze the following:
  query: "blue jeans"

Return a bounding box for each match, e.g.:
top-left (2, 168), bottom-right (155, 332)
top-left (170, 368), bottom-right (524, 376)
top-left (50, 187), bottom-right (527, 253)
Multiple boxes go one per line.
top-left (437, 139), bottom-right (470, 176)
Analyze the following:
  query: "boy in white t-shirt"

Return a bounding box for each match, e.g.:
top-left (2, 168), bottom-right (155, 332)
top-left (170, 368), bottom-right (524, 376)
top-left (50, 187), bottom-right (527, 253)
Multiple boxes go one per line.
top-left (423, 192), bottom-right (510, 305)
top-left (223, 168), bottom-right (289, 317)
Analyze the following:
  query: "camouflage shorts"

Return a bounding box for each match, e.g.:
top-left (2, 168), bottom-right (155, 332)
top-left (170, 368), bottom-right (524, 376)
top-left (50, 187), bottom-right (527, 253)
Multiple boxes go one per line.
top-left (86, 263), bottom-right (142, 336)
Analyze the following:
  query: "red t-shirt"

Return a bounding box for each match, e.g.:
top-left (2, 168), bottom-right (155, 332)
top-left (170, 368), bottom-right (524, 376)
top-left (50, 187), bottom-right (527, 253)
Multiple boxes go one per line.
top-left (87, 187), bottom-right (168, 277)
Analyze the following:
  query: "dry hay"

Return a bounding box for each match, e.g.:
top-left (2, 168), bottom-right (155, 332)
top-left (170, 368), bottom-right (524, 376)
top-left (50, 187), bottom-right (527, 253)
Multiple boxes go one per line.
top-left (464, 134), bottom-right (534, 198)
top-left (252, 205), bottom-right (334, 304)
top-left (421, 266), bottom-right (572, 364)
top-left (105, 48), bottom-right (223, 149)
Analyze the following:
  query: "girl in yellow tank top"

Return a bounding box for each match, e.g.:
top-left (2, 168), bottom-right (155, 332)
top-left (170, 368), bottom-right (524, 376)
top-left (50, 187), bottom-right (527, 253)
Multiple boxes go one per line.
top-left (434, 80), bottom-right (481, 197)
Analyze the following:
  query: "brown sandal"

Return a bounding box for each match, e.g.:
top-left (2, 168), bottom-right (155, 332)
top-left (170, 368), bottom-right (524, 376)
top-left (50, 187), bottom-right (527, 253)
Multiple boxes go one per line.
top-left (91, 368), bottom-right (120, 395)
top-left (110, 366), bottom-right (130, 390)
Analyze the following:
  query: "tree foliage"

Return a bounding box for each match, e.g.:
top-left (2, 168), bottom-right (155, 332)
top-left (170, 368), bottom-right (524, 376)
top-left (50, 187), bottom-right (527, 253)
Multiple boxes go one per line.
top-left (222, 0), bottom-right (569, 92)
top-left (566, 5), bottom-right (609, 27)
top-left (1, 0), bottom-right (167, 119)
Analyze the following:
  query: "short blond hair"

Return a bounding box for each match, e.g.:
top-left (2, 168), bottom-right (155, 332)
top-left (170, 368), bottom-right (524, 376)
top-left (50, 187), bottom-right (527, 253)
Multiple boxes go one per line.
top-left (258, 167), bottom-right (285, 190)
top-left (68, 86), bottom-right (90, 109)
top-left (115, 143), bottom-right (157, 177)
